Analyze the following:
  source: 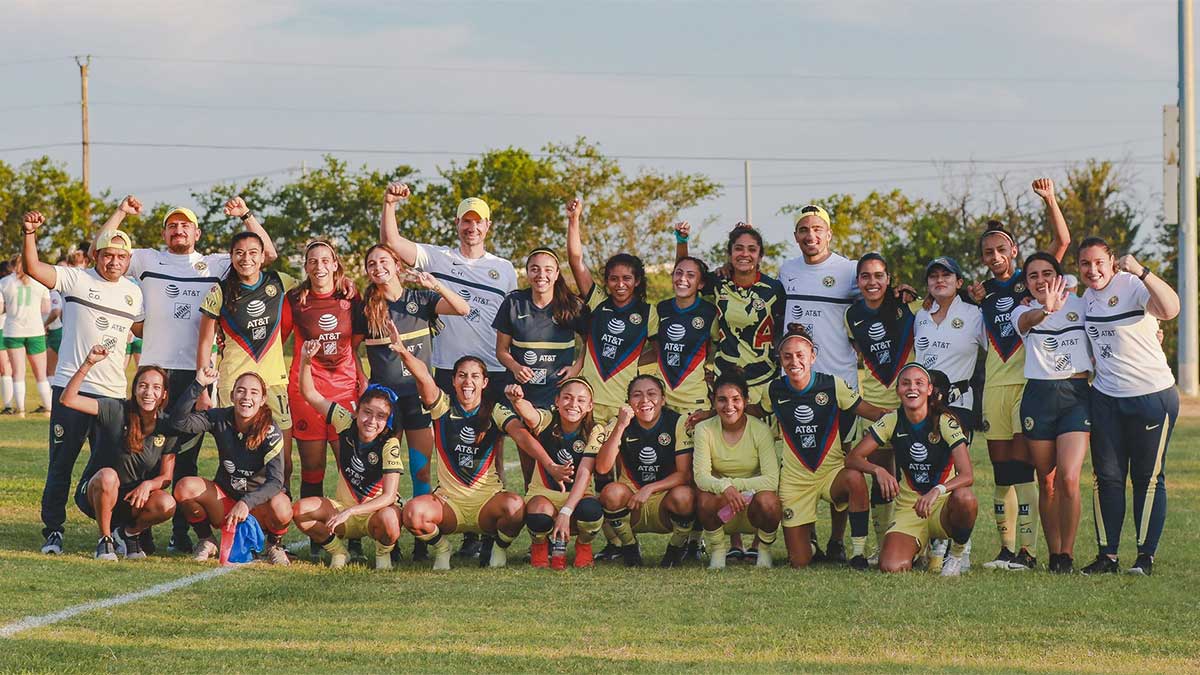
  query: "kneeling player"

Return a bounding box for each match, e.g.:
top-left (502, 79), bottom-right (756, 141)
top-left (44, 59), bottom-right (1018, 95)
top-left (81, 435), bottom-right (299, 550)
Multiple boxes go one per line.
top-left (171, 369), bottom-right (293, 565)
top-left (64, 346), bottom-right (178, 560)
top-left (292, 342), bottom-right (404, 569)
top-left (506, 378), bottom-right (606, 569)
top-left (846, 363), bottom-right (977, 576)
top-left (596, 375), bottom-right (697, 568)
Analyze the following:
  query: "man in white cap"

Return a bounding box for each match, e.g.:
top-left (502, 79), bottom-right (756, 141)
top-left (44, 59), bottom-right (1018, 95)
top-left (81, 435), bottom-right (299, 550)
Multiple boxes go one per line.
top-left (380, 185), bottom-right (517, 559)
top-left (21, 211), bottom-right (145, 555)
top-left (92, 195), bottom-right (276, 554)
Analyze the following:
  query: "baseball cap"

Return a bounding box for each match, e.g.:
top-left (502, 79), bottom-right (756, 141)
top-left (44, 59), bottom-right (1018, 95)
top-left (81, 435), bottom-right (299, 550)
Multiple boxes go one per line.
top-left (94, 229), bottom-right (133, 253)
top-left (794, 204), bottom-right (830, 228)
top-left (925, 256), bottom-right (963, 278)
top-left (456, 197), bottom-right (491, 221)
top-left (163, 206), bottom-right (199, 227)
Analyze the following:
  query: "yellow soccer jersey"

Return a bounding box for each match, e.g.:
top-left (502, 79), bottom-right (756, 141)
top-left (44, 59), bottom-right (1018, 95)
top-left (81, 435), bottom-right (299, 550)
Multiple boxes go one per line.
top-left (869, 410), bottom-right (967, 500)
top-left (427, 391), bottom-right (511, 502)
top-left (200, 270), bottom-right (298, 386)
top-left (580, 286), bottom-right (659, 411)
top-left (529, 408), bottom-right (606, 491)
top-left (980, 274), bottom-right (1030, 387)
top-left (327, 404), bottom-right (404, 505)
top-left (765, 373), bottom-right (861, 481)
top-left (844, 299), bottom-right (922, 409)
top-left (691, 415), bottom-right (779, 494)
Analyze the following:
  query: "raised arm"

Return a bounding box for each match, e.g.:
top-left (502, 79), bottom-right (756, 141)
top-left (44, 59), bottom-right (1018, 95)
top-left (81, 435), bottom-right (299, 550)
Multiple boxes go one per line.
top-left (60, 345), bottom-right (109, 416)
top-left (379, 182), bottom-right (419, 266)
top-left (503, 384), bottom-right (541, 430)
top-left (20, 212), bottom-right (57, 290)
top-left (298, 341), bottom-right (333, 420)
top-left (673, 221), bottom-right (691, 262)
top-left (223, 197), bottom-right (278, 265)
top-left (388, 320), bottom-right (440, 406)
top-left (169, 368), bottom-right (219, 434)
top-left (404, 270), bottom-right (469, 316)
top-left (564, 198), bottom-right (594, 297)
top-left (1119, 256), bottom-right (1181, 321)
top-left (89, 195), bottom-right (141, 259)
top-left (1032, 178), bottom-right (1070, 262)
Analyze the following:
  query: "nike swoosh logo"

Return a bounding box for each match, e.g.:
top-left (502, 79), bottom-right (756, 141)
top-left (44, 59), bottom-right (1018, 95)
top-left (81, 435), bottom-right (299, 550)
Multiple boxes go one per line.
top-left (896, 433), bottom-right (907, 438)
top-left (853, 320), bottom-right (864, 326)
top-left (1145, 424), bottom-right (1161, 431)
top-left (985, 293), bottom-right (996, 298)
top-left (517, 314), bottom-right (530, 319)
top-left (451, 262), bottom-right (466, 266)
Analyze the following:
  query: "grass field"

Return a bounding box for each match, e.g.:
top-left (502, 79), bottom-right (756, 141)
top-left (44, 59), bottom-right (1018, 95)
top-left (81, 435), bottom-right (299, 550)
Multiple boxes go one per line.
top-left (1, 410), bottom-right (1198, 673)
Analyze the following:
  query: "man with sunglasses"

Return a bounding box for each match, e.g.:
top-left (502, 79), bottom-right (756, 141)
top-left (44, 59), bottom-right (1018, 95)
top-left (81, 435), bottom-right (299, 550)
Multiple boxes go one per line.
top-left (93, 195), bottom-right (277, 554)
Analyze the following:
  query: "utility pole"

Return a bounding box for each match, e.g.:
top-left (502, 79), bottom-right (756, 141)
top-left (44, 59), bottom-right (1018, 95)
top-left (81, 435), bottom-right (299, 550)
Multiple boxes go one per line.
top-left (743, 160), bottom-right (752, 224)
top-left (1179, 0), bottom-right (1198, 396)
top-left (76, 55), bottom-right (91, 224)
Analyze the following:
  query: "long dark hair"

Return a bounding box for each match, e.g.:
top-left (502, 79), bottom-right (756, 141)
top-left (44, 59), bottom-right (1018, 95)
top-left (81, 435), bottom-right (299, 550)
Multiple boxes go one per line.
top-left (220, 231), bottom-right (266, 311)
top-left (856, 252), bottom-right (898, 318)
top-left (726, 223), bottom-right (764, 266)
top-left (362, 243), bottom-right (404, 338)
top-left (452, 355), bottom-right (496, 436)
top-left (526, 249), bottom-right (584, 326)
top-left (549, 378), bottom-right (596, 447)
top-left (603, 253), bottom-right (648, 303)
top-left (297, 240), bottom-right (355, 306)
top-left (231, 372), bottom-right (274, 450)
top-left (925, 368), bottom-right (963, 430)
top-left (125, 366), bottom-right (169, 454)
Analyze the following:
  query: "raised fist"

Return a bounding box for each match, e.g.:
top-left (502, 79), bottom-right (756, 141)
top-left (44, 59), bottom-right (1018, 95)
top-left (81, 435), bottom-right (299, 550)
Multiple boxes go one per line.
top-left (22, 211), bottom-right (45, 234)
top-left (85, 344), bottom-right (109, 365)
top-left (565, 198), bottom-right (582, 220)
top-left (967, 281), bottom-right (985, 303)
top-left (301, 340), bottom-right (321, 361)
top-left (224, 197), bottom-right (249, 218)
top-left (119, 195), bottom-right (143, 216)
top-left (674, 221), bottom-right (691, 239)
top-left (385, 182), bottom-right (411, 205)
top-left (505, 384), bottom-right (524, 403)
top-left (196, 366), bottom-right (219, 387)
top-left (1117, 254), bottom-right (1144, 278)
top-left (1031, 178), bottom-right (1055, 201)
top-left (617, 404), bottom-right (635, 426)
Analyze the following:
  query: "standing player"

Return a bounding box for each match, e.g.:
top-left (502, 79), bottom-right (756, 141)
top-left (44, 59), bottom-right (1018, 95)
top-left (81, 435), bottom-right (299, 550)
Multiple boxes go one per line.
top-left (22, 212), bottom-right (145, 555)
top-left (970, 178), bottom-right (1069, 571)
top-left (94, 194), bottom-right (276, 554)
top-left (1077, 238), bottom-right (1180, 576)
top-left (0, 259), bottom-right (10, 414)
top-left (0, 256), bottom-right (53, 416)
top-left (914, 257), bottom-right (985, 431)
top-left (652, 256), bottom-right (719, 421)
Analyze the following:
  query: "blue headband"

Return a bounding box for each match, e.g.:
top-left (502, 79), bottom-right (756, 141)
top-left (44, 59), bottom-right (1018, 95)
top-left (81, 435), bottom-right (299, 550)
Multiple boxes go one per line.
top-left (363, 383), bottom-right (400, 430)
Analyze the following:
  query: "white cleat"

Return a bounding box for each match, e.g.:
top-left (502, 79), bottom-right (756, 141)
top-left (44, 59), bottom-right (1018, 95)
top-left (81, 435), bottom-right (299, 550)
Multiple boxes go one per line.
top-left (755, 548), bottom-right (773, 568)
top-left (375, 554), bottom-right (393, 571)
top-left (329, 552), bottom-right (349, 569)
top-left (488, 546), bottom-right (507, 568)
top-left (431, 538), bottom-right (452, 571)
top-left (941, 554), bottom-right (964, 577)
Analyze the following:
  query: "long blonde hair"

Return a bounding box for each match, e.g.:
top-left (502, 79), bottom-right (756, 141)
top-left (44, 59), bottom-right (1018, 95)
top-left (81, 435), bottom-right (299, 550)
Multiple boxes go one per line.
top-left (363, 243), bottom-right (405, 338)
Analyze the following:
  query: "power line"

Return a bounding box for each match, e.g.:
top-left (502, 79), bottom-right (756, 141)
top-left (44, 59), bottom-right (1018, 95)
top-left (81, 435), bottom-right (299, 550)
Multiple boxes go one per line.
top-left (0, 142), bottom-right (77, 153)
top-left (127, 166), bottom-right (304, 195)
top-left (0, 56), bottom-right (71, 68)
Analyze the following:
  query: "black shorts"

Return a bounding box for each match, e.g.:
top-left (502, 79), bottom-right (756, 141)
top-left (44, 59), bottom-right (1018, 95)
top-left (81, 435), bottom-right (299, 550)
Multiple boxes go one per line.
top-left (392, 393), bottom-right (432, 431)
top-left (1019, 378), bottom-right (1091, 441)
top-left (74, 478), bottom-right (133, 525)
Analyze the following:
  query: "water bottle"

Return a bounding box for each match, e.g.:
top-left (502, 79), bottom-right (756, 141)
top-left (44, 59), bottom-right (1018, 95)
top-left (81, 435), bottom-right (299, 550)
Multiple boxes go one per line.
top-left (550, 535), bottom-right (567, 570)
top-left (718, 491), bottom-right (755, 523)
top-left (218, 521), bottom-right (236, 566)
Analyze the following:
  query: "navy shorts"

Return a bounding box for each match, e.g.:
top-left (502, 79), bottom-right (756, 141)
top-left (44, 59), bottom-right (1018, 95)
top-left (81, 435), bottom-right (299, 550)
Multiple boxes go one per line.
top-left (392, 393), bottom-right (432, 431)
top-left (1019, 378), bottom-right (1091, 441)
top-left (74, 477), bottom-right (134, 525)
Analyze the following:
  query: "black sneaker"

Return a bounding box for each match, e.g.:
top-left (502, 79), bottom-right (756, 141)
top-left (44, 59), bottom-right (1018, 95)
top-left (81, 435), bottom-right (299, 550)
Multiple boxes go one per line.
top-left (659, 544), bottom-right (687, 568)
top-left (477, 535), bottom-right (496, 568)
top-left (41, 531), bottom-right (63, 555)
top-left (727, 546), bottom-right (746, 562)
top-left (457, 532), bottom-right (482, 559)
top-left (849, 554), bottom-right (869, 570)
top-left (809, 531), bottom-right (827, 563)
top-left (826, 540), bottom-right (848, 564)
top-left (1081, 555), bottom-right (1120, 575)
top-left (621, 543), bottom-right (643, 567)
top-left (411, 538), bottom-right (429, 562)
top-left (595, 542), bottom-right (623, 562)
top-left (1047, 553), bottom-right (1062, 573)
top-left (982, 547), bottom-right (1016, 569)
top-left (1006, 549), bottom-right (1037, 571)
top-left (1053, 554), bottom-right (1074, 574)
top-left (347, 538), bottom-right (366, 562)
top-left (122, 529), bottom-right (145, 559)
top-left (95, 536), bottom-right (117, 561)
top-left (139, 529), bottom-right (156, 556)
top-left (1127, 553), bottom-right (1154, 576)
top-left (168, 533), bottom-right (194, 554)
top-left (684, 538), bottom-right (704, 563)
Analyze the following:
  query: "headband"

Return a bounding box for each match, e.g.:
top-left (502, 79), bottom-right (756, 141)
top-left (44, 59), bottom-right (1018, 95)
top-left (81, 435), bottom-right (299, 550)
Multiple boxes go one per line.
top-left (363, 384), bottom-right (400, 430)
top-left (526, 247), bottom-right (560, 265)
top-left (559, 376), bottom-right (594, 396)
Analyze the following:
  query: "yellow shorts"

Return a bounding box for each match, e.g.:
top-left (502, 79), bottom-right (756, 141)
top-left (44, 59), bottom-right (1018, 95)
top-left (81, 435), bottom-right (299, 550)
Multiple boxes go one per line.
top-left (220, 382), bottom-right (292, 431)
top-left (328, 499), bottom-right (382, 540)
top-left (524, 484), bottom-right (592, 509)
top-left (435, 486), bottom-right (500, 534)
top-left (983, 383), bottom-right (1025, 441)
top-left (887, 490), bottom-right (950, 550)
top-left (780, 465), bottom-right (846, 528)
top-left (633, 490), bottom-right (671, 534)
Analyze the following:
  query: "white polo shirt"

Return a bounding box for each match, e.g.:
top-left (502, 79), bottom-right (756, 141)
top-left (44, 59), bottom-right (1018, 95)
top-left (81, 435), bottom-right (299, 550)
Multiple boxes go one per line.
top-left (413, 244), bottom-right (517, 371)
top-left (128, 248), bottom-right (231, 371)
top-left (52, 266), bottom-right (145, 398)
top-left (914, 295), bottom-right (986, 409)
top-left (1012, 294), bottom-right (1091, 380)
top-left (779, 252), bottom-right (860, 386)
top-left (46, 290), bottom-right (63, 330)
top-left (1083, 271), bottom-right (1174, 397)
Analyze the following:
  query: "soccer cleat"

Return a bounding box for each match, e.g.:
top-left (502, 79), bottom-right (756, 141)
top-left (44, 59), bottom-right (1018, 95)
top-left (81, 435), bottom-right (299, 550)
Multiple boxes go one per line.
top-left (928, 539), bottom-right (949, 574)
top-left (530, 540), bottom-right (550, 568)
top-left (168, 533), bottom-right (194, 554)
top-left (809, 531), bottom-right (827, 563)
top-left (487, 542), bottom-right (507, 569)
top-left (940, 554), bottom-right (964, 577)
top-left (264, 543), bottom-right (291, 566)
top-left (1006, 549), bottom-right (1036, 571)
top-left (347, 538), bottom-right (366, 563)
top-left (684, 538), bottom-right (704, 563)
top-left (1127, 553), bottom-right (1154, 576)
top-left (122, 529), bottom-right (146, 559)
top-left (431, 537), bottom-right (452, 571)
top-left (41, 531), bottom-right (63, 555)
top-left (708, 541), bottom-right (729, 570)
top-left (324, 537), bottom-right (349, 569)
top-left (477, 536), bottom-right (496, 568)
top-left (411, 539), bottom-right (429, 562)
top-left (867, 551), bottom-right (880, 568)
top-left (375, 553), bottom-right (393, 571)
top-left (659, 544), bottom-right (687, 568)
top-left (961, 539), bottom-right (973, 572)
top-left (0, 407), bottom-right (13, 415)
top-left (94, 536), bottom-right (118, 561)
top-left (1080, 555), bottom-right (1120, 576)
top-left (755, 547), bottom-right (773, 568)
top-left (1056, 554), bottom-right (1074, 574)
top-left (849, 555), bottom-right (869, 571)
top-left (139, 529), bottom-right (156, 557)
top-left (595, 542), bottom-right (623, 562)
top-left (982, 547), bottom-right (1016, 569)
top-left (457, 532), bottom-right (482, 559)
top-left (193, 537), bottom-right (219, 562)
top-left (621, 543), bottom-right (643, 567)
top-left (825, 540), bottom-right (847, 564)
top-left (573, 542), bottom-right (594, 568)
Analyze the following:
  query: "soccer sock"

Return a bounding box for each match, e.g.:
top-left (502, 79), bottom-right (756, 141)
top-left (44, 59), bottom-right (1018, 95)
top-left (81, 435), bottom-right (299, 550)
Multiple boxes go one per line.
top-left (408, 447), bottom-right (431, 497)
top-left (668, 514), bottom-right (694, 548)
top-left (524, 513), bottom-right (554, 543)
top-left (574, 498), bottom-right (604, 544)
top-left (300, 469), bottom-right (324, 501)
top-left (416, 525), bottom-right (443, 545)
top-left (604, 507), bottom-right (636, 545)
top-left (992, 463), bottom-right (1017, 551)
top-left (375, 539), bottom-right (395, 555)
top-left (1014, 472), bottom-right (1039, 555)
top-left (35, 380), bottom-right (51, 410)
top-left (703, 528), bottom-right (728, 560)
top-left (495, 529), bottom-right (516, 549)
top-left (0, 375), bottom-right (11, 407)
top-left (602, 522), bottom-right (620, 546)
top-left (849, 509), bottom-right (869, 557)
top-left (950, 526), bottom-right (973, 557)
top-left (756, 527), bottom-right (777, 547)
top-left (12, 381), bottom-right (25, 411)
top-left (189, 517), bottom-right (213, 540)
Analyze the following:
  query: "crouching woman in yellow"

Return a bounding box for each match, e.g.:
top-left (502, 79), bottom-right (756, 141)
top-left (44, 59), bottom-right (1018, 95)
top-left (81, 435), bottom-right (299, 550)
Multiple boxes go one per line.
top-left (393, 332), bottom-right (535, 570)
top-left (845, 362), bottom-right (978, 576)
top-left (693, 371), bottom-right (782, 569)
top-left (291, 341), bottom-right (404, 570)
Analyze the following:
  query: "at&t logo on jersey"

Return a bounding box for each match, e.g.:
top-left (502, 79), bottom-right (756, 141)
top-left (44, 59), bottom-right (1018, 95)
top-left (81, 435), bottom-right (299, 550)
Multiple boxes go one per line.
top-left (607, 318), bottom-right (627, 334)
top-left (995, 297), bottom-right (1014, 312)
top-left (556, 448), bottom-right (574, 464)
top-left (637, 445), bottom-right (658, 478)
top-left (94, 316), bottom-right (110, 330)
top-left (458, 426), bottom-right (476, 445)
top-left (246, 300), bottom-right (267, 318)
top-left (915, 336), bottom-right (930, 351)
top-left (793, 405), bottom-right (815, 424)
top-left (909, 442), bottom-right (928, 462)
top-left (666, 323), bottom-right (686, 342)
top-left (317, 313), bottom-right (339, 332)
top-left (1042, 336), bottom-right (1059, 352)
top-left (867, 322), bottom-right (886, 341)
top-left (222, 459), bottom-right (237, 474)
top-left (349, 453), bottom-right (366, 474)
top-left (165, 284), bottom-right (180, 298)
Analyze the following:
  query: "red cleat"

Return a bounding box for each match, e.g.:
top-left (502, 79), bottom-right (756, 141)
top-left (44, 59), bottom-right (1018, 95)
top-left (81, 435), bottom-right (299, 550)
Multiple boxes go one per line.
top-left (530, 540), bottom-right (549, 568)
top-left (573, 541), bottom-right (594, 568)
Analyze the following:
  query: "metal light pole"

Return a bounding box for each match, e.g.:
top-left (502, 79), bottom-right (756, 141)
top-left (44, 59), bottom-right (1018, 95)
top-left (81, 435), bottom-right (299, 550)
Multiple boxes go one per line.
top-left (1179, 0), bottom-right (1198, 396)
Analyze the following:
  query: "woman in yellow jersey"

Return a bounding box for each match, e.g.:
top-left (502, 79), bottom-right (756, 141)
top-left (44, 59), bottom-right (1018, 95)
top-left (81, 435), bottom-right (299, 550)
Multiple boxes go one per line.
top-left (693, 371), bottom-right (781, 569)
top-left (846, 362), bottom-right (978, 576)
top-left (653, 256), bottom-right (718, 421)
top-left (596, 375), bottom-right (696, 567)
top-left (505, 378), bottom-right (606, 569)
top-left (968, 178), bottom-right (1070, 571)
top-left (844, 253), bottom-right (921, 555)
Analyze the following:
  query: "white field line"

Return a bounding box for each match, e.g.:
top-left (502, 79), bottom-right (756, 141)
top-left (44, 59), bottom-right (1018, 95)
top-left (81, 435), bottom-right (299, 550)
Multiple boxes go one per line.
top-left (0, 566), bottom-right (236, 638)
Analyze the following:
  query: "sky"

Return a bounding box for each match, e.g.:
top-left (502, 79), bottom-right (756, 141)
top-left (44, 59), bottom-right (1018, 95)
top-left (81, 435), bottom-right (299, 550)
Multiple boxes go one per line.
top-left (0, 0), bottom-right (1188, 252)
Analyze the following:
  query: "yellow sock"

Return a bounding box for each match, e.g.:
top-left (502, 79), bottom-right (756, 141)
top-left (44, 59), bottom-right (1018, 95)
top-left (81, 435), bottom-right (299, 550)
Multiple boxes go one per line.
top-left (575, 517), bottom-right (603, 544)
top-left (993, 485), bottom-right (1017, 551)
top-left (668, 517), bottom-right (694, 548)
top-left (604, 508), bottom-right (636, 545)
top-left (602, 521), bottom-right (620, 546)
top-left (322, 536), bottom-right (348, 556)
top-left (374, 539), bottom-right (395, 556)
top-left (703, 528), bottom-right (728, 565)
top-left (1014, 481), bottom-right (1039, 554)
top-left (756, 527), bottom-right (778, 547)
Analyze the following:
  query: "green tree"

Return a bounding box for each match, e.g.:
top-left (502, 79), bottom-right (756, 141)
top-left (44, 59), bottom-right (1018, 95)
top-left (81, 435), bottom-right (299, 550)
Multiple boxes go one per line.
top-left (0, 157), bottom-right (106, 261)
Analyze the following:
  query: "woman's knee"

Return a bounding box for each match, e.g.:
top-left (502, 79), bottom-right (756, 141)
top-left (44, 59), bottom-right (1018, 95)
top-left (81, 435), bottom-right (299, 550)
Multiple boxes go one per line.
top-left (665, 486), bottom-right (695, 515)
top-left (173, 476), bottom-right (206, 502)
top-left (403, 496), bottom-right (439, 530)
top-left (599, 483), bottom-right (628, 510)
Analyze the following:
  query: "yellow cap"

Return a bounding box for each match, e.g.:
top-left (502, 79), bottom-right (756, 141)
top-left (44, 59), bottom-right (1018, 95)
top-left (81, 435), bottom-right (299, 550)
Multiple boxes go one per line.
top-left (94, 229), bottom-right (133, 253)
top-left (456, 197), bottom-right (491, 221)
top-left (163, 206), bottom-right (199, 227)
top-left (794, 204), bottom-right (831, 228)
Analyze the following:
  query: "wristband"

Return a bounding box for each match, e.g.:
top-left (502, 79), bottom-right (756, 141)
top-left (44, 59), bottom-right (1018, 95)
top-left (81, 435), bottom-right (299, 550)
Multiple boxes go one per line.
top-left (674, 230), bottom-right (689, 244)
top-left (559, 505), bottom-right (574, 517)
top-left (933, 484), bottom-right (948, 497)
top-left (240, 211), bottom-right (254, 222)
top-left (1138, 267), bottom-right (1150, 281)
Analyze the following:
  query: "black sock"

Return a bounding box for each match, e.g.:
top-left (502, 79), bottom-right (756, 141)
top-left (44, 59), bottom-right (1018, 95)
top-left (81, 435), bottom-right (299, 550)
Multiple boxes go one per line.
top-left (193, 520), bottom-right (213, 540)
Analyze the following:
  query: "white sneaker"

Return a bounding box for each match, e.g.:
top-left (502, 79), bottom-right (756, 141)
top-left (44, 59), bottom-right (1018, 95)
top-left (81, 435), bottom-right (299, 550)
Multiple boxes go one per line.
top-left (375, 554), bottom-right (393, 570)
top-left (961, 540), bottom-right (973, 571)
top-left (41, 531), bottom-right (63, 555)
top-left (941, 554), bottom-right (964, 577)
top-left (755, 547), bottom-right (773, 568)
top-left (488, 545), bottom-right (507, 568)
top-left (329, 552), bottom-right (349, 569)
top-left (193, 537), bottom-right (218, 562)
top-left (431, 537), bottom-right (452, 571)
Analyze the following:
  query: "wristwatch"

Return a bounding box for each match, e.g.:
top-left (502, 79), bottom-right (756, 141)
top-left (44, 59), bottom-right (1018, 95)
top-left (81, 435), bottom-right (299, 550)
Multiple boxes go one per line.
top-left (1138, 267), bottom-right (1151, 281)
